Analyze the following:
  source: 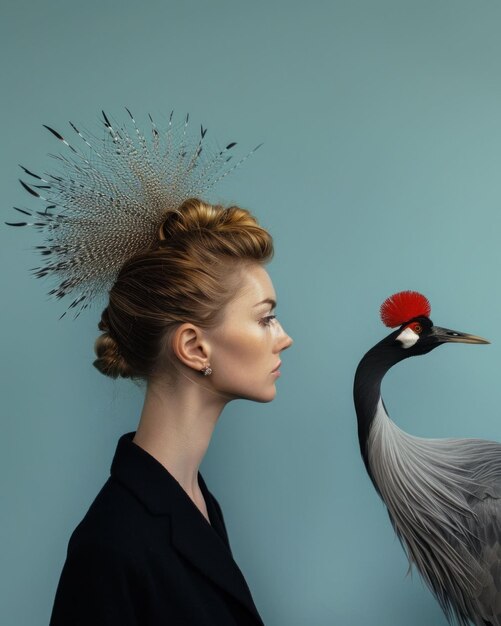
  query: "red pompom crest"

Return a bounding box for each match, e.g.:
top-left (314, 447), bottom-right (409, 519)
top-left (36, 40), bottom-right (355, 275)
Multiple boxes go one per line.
top-left (380, 291), bottom-right (431, 328)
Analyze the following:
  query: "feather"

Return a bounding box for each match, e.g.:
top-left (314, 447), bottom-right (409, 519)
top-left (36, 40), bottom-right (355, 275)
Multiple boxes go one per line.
top-left (12, 207), bottom-right (32, 216)
top-left (18, 179), bottom-right (39, 197)
top-left (18, 165), bottom-right (43, 180)
top-left (381, 290), bottom-right (432, 328)
top-left (7, 109), bottom-right (260, 319)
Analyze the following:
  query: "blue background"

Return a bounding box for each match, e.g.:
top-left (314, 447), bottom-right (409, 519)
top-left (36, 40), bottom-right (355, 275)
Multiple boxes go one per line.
top-left (3, 1), bottom-right (501, 624)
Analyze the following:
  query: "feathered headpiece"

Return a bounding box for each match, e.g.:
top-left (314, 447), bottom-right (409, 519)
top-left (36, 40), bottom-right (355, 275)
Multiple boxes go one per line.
top-left (380, 290), bottom-right (431, 328)
top-left (6, 108), bottom-right (260, 319)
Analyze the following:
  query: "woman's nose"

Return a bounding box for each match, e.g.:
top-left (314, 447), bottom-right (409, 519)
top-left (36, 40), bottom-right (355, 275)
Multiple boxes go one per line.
top-left (283, 334), bottom-right (293, 350)
top-left (279, 325), bottom-right (293, 351)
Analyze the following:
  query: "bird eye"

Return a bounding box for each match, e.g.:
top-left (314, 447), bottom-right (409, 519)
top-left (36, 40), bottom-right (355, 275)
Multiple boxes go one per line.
top-left (411, 322), bottom-right (422, 334)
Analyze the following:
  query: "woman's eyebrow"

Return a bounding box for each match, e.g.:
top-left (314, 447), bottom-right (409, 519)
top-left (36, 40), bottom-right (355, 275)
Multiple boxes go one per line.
top-left (253, 298), bottom-right (277, 308)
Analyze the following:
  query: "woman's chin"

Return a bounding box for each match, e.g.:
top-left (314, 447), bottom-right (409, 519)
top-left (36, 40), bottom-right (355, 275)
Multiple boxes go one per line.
top-left (237, 385), bottom-right (277, 404)
top-left (256, 386), bottom-right (277, 403)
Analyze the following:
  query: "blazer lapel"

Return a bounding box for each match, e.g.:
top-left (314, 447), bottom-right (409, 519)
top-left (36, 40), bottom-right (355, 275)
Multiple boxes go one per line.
top-left (110, 432), bottom-right (263, 623)
top-left (169, 500), bottom-right (262, 620)
top-left (198, 473), bottom-right (231, 550)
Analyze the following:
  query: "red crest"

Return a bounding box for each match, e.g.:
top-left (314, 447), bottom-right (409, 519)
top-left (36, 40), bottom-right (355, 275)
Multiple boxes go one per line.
top-left (380, 291), bottom-right (431, 328)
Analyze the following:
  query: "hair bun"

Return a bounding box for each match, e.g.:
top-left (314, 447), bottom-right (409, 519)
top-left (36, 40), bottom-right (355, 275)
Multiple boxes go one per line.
top-left (97, 307), bottom-right (111, 332)
top-left (93, 307), bottom-right (133, 379)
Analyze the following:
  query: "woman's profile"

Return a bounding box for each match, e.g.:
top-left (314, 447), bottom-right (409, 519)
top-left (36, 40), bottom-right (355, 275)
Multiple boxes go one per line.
top-left (7, 111), bottom-right (293, 625)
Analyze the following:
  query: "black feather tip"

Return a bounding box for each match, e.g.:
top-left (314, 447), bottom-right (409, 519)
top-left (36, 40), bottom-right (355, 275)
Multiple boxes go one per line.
top-left (43, 125), bottom-right (64, 141)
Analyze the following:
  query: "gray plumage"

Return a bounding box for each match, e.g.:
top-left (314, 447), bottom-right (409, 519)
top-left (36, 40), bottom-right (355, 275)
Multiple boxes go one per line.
top-left (369, 397), bottom-right (501, 625)
top-left (354, 291), bottom-right (501, 626)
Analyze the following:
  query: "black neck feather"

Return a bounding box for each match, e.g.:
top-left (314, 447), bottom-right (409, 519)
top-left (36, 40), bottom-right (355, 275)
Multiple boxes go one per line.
top-left (353, 337), bottom-right (408, 472)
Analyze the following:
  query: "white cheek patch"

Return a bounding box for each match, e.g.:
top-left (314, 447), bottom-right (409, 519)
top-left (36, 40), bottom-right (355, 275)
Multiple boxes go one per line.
top-left (396, 327), bottom-right (419, 349)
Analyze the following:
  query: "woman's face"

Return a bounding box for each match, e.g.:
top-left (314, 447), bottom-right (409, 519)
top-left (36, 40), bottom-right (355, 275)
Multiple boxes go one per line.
top-left (207, 263), bottom-right (293, 403)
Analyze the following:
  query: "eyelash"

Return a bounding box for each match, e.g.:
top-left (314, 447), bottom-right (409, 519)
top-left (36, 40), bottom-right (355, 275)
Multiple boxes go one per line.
top-left (260, 315), bottom-right (277, 327)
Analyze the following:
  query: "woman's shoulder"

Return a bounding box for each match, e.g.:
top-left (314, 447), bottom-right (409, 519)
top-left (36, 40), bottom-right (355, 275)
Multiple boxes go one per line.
top-left (66, 475), bottom-right (171, 558)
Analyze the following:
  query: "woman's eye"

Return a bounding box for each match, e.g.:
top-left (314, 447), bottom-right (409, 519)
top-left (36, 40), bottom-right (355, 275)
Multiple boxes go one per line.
top-left (260, 315), bottom-right (277, 326)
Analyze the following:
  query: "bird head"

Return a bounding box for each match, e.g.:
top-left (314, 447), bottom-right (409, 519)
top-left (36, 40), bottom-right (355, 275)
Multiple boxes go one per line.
top-left (380, 290), bottom-right (490, 356)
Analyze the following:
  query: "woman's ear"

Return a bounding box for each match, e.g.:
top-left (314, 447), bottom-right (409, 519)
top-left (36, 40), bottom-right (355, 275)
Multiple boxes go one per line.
top-left (171, 323), bottom-right (211, 371)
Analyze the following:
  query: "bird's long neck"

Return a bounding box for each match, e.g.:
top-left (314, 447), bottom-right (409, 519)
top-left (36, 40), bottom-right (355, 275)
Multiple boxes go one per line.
top-left (354, 339), bottom-right (406, 476)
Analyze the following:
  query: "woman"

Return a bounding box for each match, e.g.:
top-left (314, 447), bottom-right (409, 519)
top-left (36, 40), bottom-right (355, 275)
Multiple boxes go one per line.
top-left (47, 195), bottom-right (292, 624)
top-left (8, 112), bottom-right (293, 624)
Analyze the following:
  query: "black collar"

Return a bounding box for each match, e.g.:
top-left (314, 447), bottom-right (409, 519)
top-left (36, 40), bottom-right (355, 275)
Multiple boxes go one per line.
top-left (110, 432), bottom-right (263, 623)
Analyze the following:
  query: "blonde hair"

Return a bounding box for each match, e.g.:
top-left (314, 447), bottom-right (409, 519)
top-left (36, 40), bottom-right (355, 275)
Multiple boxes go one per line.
top-left (93, 198), bottom-right (274, 380)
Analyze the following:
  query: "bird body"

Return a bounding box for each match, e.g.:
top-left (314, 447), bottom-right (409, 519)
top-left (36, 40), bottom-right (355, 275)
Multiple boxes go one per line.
top-left (354, 291), bottom-right (501, 626)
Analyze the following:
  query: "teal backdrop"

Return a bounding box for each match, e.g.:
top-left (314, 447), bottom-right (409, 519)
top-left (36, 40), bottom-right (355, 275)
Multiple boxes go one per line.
top-left (3, 1), bottom-right (501, 624)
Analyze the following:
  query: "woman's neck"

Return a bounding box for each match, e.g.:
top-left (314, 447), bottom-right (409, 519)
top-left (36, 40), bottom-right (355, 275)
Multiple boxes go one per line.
top-left (132, 376), bottom-right (228, 501)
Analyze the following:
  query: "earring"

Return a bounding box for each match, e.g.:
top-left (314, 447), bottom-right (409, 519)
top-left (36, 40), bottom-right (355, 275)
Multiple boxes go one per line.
top-left (201, 363), bottom-right (213, 376)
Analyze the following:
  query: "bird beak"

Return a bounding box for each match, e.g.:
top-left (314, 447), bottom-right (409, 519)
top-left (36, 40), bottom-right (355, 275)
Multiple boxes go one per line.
top-left (432, 326), bottom-right (490, 345)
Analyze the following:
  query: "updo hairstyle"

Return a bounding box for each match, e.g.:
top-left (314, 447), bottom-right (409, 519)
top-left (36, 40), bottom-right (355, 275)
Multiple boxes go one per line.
top-left (93, 198), bottom-right (274, 381)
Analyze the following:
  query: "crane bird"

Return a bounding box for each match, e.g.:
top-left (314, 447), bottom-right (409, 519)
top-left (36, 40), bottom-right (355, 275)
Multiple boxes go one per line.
top-left (353, 290), bottom-right (501, 626)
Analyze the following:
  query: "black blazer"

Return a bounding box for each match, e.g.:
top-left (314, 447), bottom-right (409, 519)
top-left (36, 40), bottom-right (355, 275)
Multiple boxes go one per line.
top-left (49, 432), bottom-right (265, 625)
